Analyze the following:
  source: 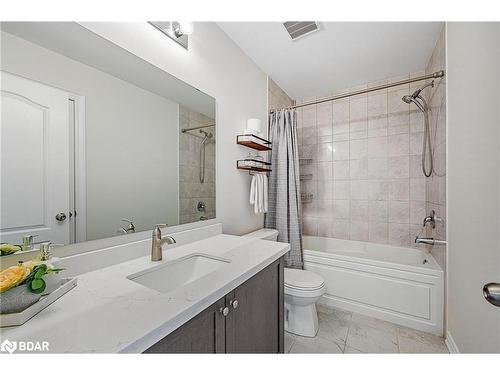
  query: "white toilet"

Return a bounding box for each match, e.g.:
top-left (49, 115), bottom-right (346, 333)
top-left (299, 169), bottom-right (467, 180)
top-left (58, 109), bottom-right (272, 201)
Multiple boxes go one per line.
top-left (243, 229), bottom-right (326, 337)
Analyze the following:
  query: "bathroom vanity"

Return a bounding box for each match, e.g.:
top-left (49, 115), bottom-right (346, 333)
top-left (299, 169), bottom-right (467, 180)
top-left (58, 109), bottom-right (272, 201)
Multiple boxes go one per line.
top-left (144, 257), bottom-right (284, 353)
top-left (0, 225), bottom-right (289, 353)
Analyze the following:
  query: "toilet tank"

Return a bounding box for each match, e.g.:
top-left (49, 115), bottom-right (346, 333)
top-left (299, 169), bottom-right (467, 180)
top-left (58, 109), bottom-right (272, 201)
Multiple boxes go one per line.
top-left (243, 228), bottom-right (279, 241)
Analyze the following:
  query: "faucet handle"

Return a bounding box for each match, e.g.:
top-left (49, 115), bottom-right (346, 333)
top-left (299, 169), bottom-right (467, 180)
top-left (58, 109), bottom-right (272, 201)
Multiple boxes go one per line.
top-left (152, 224), bottom-right (168, 237)
top-left (154, 224), bottom-right (168, 229)
top-left (121, 218), bottom-right (135, 232)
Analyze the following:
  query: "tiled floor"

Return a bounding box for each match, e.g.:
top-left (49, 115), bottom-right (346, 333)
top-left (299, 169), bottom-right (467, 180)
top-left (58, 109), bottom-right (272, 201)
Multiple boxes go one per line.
top-left (285, 305), bottom-right (449, 354)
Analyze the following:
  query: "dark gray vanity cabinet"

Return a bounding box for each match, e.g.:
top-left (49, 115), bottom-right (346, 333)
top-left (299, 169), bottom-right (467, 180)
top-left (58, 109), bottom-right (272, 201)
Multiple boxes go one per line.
top-left (144, 257), bottom-right (284, 354)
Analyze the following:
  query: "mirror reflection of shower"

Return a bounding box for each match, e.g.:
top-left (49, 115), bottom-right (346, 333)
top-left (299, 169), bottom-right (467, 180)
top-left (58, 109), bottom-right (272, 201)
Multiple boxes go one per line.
top-left (402, 81), bottom-right (434, 177)
top-left (199, 129), bottom-right (213, 183)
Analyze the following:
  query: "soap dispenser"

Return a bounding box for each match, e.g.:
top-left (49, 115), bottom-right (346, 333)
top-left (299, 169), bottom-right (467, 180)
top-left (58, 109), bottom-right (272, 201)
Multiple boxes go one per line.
top-left (39, 242), bottom-right (62, 295)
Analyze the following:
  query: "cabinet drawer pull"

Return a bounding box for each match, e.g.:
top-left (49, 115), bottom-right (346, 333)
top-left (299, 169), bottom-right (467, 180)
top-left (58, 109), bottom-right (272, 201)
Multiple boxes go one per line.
top-left (220, 307), bottom-right (229, 316)
top-left (231, 299), bottom-right (238, 309)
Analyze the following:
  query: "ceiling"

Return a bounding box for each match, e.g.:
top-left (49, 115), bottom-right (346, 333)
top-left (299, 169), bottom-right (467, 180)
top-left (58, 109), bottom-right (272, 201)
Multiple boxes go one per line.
top-left (218, 22), bottom-right (443, 99)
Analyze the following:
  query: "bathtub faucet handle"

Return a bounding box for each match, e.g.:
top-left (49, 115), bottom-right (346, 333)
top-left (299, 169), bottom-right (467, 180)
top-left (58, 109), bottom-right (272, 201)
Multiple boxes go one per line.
top-left (422, 210), bottom-right (437, 228)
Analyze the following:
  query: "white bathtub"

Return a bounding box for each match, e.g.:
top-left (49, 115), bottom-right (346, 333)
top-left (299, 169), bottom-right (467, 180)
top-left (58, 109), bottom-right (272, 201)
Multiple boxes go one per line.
top-left (303, 236), bottom-right (444, 335)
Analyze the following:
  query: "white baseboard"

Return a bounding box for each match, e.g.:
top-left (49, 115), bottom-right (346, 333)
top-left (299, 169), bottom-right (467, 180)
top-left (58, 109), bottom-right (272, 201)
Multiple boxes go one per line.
top-left (445, 331), bottom-right (460, 353)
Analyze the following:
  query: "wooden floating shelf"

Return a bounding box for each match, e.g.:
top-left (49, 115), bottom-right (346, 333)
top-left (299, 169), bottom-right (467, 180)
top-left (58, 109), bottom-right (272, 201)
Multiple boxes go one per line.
top-left (236, 134), bottom-right (272, 151)
top-left (237, 165), bottom-right (272, 173)
top-left (237, 159), bottom-right (272, 174)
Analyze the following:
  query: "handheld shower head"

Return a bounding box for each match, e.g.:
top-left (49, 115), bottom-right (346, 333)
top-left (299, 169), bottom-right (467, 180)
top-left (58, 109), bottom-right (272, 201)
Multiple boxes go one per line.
top-left (402, 94), bottom-right (414, 104)
top-left (402, 80), bottom-right (434, 112)
top-left (402, 95), bottom-right (426, 112)
top-left (401, 81), bottom-right (435, 178)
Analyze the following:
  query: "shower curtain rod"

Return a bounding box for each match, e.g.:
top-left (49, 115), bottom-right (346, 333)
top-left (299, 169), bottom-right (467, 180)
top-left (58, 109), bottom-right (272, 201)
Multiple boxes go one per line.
top-left (181, 123), bottom-right (215, 133)
top-left (269, 70), bottom-right (445, 112)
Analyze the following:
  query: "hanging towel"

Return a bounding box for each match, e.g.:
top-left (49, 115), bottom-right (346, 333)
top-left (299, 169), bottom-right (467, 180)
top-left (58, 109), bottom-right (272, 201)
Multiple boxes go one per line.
top-left (262, 174), bottom-right (268, 213)
top-left (249, 173), bottom-right (268, 214)
top-left (250, 174), bottom-right (256, 205)
top-left (256, 173), bottom-right (262, 214)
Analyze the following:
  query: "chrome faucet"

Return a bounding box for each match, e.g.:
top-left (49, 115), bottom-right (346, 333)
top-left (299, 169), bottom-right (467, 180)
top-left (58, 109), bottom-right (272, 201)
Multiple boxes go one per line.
top-left (415, 236), bottom-right (447, 246)
top-left (120, 218), bottom-right (136, 234)
top-left (151, 224), bottom-right (176, 261)
top-left (21, 234), bottom-right (39, 251)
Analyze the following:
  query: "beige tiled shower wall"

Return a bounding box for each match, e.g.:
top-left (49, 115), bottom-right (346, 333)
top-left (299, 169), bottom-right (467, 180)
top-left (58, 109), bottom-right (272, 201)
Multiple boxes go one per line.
top-left (268, 77), bottom-right (294, 110)
top-left (179, 106), bottom-right (216, 224)
top-left (297, 73), bottom-right (429, 248)
top-left (425, 27), bottom-right (447, 270)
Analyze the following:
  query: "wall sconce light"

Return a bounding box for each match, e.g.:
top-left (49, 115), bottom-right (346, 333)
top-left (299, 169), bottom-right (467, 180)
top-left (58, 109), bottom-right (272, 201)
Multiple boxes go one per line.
top-left (148, 21), bottom-right (194, 49)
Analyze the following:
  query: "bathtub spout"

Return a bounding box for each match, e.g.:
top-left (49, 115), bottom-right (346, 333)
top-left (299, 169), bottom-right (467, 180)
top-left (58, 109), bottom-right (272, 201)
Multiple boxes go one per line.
top-left (415, 236), bottom-right (447, 246)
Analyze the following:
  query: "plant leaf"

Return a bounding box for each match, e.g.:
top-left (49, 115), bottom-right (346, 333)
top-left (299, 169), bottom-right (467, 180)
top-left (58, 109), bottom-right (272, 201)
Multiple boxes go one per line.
top-left (29, 278), bottom-right (46, 294)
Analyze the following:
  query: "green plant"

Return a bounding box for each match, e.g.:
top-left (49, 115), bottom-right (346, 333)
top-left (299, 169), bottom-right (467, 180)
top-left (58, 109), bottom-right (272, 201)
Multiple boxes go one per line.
top-left (23, 264), bottom-right (64, 294)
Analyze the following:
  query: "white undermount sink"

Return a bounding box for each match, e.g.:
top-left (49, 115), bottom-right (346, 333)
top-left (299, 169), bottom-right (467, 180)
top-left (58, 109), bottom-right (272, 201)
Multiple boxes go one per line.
top-left (127, 253), bottom-right (231, 293)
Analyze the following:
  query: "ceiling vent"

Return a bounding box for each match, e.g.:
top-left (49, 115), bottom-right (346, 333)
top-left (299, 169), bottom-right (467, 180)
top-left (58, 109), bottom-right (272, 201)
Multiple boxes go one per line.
top-left (283, 22), bottom-right (319, 40)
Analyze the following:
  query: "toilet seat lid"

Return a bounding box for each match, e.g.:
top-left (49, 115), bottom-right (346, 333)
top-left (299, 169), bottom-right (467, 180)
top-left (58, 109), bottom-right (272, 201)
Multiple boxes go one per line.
top-left (284, 268), bottom-right (325, 290)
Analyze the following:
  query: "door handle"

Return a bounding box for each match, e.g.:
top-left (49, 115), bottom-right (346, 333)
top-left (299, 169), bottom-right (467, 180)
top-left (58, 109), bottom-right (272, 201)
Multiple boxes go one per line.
top-left (220, 307), bottom-right (229, 316)
top-left (230, 299), bottom-right (238, 309)
top-left (55, 213), bottom-right (67, 222)
top-left (483, 283), bottom-right (500, 307)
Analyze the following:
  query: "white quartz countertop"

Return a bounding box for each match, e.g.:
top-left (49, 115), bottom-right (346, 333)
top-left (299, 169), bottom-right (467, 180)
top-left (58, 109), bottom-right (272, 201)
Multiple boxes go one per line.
top-left (0, 234), bottom-right (290, 353)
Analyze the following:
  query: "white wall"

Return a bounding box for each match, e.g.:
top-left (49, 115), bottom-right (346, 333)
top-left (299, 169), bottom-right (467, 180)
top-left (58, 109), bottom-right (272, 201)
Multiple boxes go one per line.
top-left (447, 22), bottom-right (500, 352)
top-left (1, 31), bottom-right (179, 240)
top-left (79, 22), bottom-right (268, 235)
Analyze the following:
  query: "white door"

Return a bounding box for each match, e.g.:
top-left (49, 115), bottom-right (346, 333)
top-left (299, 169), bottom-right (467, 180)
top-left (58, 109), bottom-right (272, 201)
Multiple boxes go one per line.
top-left (1, 71), bottom-right (70, 245)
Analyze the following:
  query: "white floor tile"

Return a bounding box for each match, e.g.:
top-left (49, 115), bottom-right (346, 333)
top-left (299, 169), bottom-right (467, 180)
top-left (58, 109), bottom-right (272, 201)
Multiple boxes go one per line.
top-left (289, 335), bottom-right (344, 354)
top-left (285, 306), bottom-right (448, 354)
top-left (346, 322), bottom-right (399, 353)
top-left (285, 332), bottom-right (296, 353)
top-left (317, 315), bottom-right (350, 345)
top-left (351, 312), bottom-right (400, 334)
top-left (398, 336), bottom-right (448, 353)
top-left (397, 326), bottom-right (448, 353)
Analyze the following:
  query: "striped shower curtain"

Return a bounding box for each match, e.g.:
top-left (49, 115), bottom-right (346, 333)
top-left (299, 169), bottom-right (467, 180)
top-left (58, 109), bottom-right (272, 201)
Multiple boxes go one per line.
top-left (265, 109), bottom-right (303, 269)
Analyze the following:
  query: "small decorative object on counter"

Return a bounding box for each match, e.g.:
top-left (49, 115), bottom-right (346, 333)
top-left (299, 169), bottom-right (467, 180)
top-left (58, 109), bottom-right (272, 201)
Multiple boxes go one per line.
top-left (0, 243), bottom-right (22, 256)
top-left (0, 257), bottom-right (64, 314)
top-left (38, 242), bottom-right (63, 295)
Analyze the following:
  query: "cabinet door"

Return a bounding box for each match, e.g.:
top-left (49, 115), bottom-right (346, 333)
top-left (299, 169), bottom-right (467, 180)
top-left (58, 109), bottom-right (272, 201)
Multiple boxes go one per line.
top-left (144, 297), bottom-right (226, 353)
top-left (225, 257), bottom-right (284, 353)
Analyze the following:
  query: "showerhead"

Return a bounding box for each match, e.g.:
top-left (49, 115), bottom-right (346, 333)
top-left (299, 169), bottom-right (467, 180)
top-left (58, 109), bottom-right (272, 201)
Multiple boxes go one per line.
top-left (402, 80), bottom-right (434, 112)
top-left (402, 95), bottom-right (426, 112)
top-left (402, 95), bottom-right (414, 104)
top-left (199, 129), bottom-right (213, 145)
